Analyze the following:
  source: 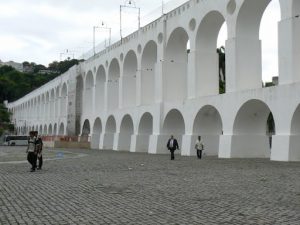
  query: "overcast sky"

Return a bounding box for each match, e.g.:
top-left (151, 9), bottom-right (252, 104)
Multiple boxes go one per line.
top-left (0, 0), bottom-right (280, 82)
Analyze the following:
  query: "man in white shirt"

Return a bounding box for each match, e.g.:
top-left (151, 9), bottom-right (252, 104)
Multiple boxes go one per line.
top-left (195, 136), bottom-right (204, 159)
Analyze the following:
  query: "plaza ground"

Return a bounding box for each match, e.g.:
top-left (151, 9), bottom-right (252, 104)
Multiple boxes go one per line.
top-left (0, 146), bottom-right (300, 225)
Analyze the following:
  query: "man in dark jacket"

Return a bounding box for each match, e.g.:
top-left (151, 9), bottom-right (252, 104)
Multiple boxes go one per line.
top-left (167, 135), bottom-right (179, 160)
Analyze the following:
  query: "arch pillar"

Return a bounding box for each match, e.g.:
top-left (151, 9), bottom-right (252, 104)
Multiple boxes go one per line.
top-left (278, 15), bottom-right (300, 84)
top-left (187, 41), bottom-right (196, 99)
top-left (226, 37), bottom-right (262, 92)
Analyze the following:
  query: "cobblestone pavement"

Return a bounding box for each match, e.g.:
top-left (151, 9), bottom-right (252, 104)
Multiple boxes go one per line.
top-left (1, 146), bottom-right (300, 225)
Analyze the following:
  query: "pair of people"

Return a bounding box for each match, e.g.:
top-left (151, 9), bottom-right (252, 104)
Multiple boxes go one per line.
top-left (167, 135), bottom-right (204, 160)
top-left (26, 131), bottom-right (43, 172)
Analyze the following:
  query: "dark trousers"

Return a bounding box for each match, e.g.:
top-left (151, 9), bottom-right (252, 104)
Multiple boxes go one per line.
top-left (27, 152), bottom-right (37, 170)
top-left (37, 155), bottom-right (43, 169)
top-left (197, 150), bottom-right (202, 159)
top-left (170, 149), bottom-right (175, 160)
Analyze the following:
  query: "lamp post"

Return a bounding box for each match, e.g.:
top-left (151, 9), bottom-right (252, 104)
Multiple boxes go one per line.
top-left (120, 0), bottom-right (140, 40)
top-left (93, 22), bottom-right (112, 56)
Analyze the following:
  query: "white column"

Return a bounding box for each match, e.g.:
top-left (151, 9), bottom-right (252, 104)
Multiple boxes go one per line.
top-left (278, 16), bottom-right (300, 84)
top-left (226, 37), bottom-right (262, 92)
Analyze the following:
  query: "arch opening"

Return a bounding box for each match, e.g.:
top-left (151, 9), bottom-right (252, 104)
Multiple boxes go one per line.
top-left (103, 115), bottom-right (116, 149)
top-left (193, 105), bottom-right (223, 155)
top-left (196, 11), bottom-right (227, 96)
top-left (43, 125), bottom-right (47, 135)
top-left (123, 50), bottom-right (137, 108)
top-left (141, 41), bottom-right (157, 105)
top-left (84, 71), bottom-right (94, 114)
top-left (81, 119), bottom-right (90, 143)
top-left (75, 76), bottom-right (83, 135)
top-left (164, 27), bottom-right (189, 102)
top-left (235, 0), bottom-right (281, 89)
top-left (108, 58), bottom-right (120, 111)
top-left (91, 118), bottom-right (102, 149)
top-left (232, 99), bottom-right (275, 158)
top-left (48, 124), bottom-right (53, 135)
top-left (58, 123), bottom-right (65, 136)
top-left (136, 112), bottom-right (153, 152)
top-left (162, 109), bottom-right (185, 151)
top-left (61, 83), bottom-right (68, 117)
top-left (53, 123), bottom-right (57, 136)
top-left (118, 115), bottom-right (134, 151)
top-left (95, 65), bottom-right (106, 113)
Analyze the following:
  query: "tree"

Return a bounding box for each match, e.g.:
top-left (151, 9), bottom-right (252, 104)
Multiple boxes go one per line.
top-left (217, 46), bottom-right (226, 94)
top-left (0, 104), bottom-right (14, 136)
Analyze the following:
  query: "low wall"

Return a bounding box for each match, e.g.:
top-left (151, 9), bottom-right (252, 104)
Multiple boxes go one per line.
top-left (43, 141), bottom-right (90, 149)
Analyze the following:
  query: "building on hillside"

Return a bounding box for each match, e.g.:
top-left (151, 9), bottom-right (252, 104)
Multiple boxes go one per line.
top-left (0, 60), bottom-right (23, 72)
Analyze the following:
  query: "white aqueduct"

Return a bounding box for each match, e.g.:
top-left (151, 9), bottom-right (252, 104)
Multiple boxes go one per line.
top-left (6, 0), bottom-right (300, 161)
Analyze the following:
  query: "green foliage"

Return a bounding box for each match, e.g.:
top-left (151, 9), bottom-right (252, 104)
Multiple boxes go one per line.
top-left (0, 59), bottom-right (83, 103)
top-left (0, 104), bottom-right (14, 136)
top-left (217, 46), bottom-right (226, 94)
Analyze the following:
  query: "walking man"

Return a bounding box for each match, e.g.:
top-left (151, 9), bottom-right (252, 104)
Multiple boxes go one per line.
top-left (167, 135), bottom-right (179, 160)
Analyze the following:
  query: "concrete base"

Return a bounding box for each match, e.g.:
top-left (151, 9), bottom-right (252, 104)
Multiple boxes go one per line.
top-left (90, 133), bottom-right (100, 149)
top-left (231, 134), bottom-right (270, 158)
top-left (113, 133), bottom-right (131, 151)
top-left (219, 134), bottom-right (270, 158)
top-left (271, 134), bottom-right (300, 162)
top-left (130, 134), bottom-right (150, 153)
top-left (102, 133), bottom-right (114, 150)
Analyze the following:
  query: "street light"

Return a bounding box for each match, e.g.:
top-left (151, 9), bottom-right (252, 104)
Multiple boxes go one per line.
top-left (93, 22), bottom-right (112, 56)
top-left (120, 0), bottom-right (140, 40)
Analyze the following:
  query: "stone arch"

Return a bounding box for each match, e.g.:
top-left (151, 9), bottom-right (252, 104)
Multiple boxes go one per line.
top-left (103, 115), bottom-right (116, 149)
top-left (39, 125), bottom-right (43, 135)
top-left (84, 71), bottom-right (94, 113)
top-left (164, 27), bottom-right (189, 102)
top-left (137, 112), bottom-right (153, 152)
top-left (58, 123), bottom-right (65, 135)
top-left (53, 123), bottom-right (57, 135)
top-left (141, 40), bottom-right (157, 105)
top-left (193, 105), bottom-right (223, 155)
top-left (108, 58), bottom-right (120, 111)
top-left (55, 87), bottom-right (60, 117)
top-left (82, 119), bottom-right (90, 136)
top-left (61, 83), bottom-right (68, 117)
top-left (232, 99), bottom-right (274, 158)
top-left (48, 124), bottom-right (53, 135)
top-left (50, 89), bottom-right (55, 119)
top-left (46, 92), bottom-right (50, 119)
top-left (95, 65), bottom-right (106, 113)
top-left (118, 114), bottom-right (134, 151)
top-left (76, 75), bottom-right (84, 135)
top-left (43, 124), bottom-right (47, 135)
top-left (196, 11), bottom-right (227, 96)
top-left (162, 109), bottom-right (185, 150)
top-left (234, 0), bottom-right (279, 89)
top-left (91, 118), bottom-right (102, 149)
top-left (122, 50), bottom-right (137, 108)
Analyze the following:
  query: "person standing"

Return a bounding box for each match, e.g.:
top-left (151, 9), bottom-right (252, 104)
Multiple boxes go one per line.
top-left (195, 136), bottom-right (204, 159)
top-left (26, 131), bottom-right (37, 172)
top-left (167, 135), bottom-right (179, 160)
top-left (35, 134), bottom-right (43, 170)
